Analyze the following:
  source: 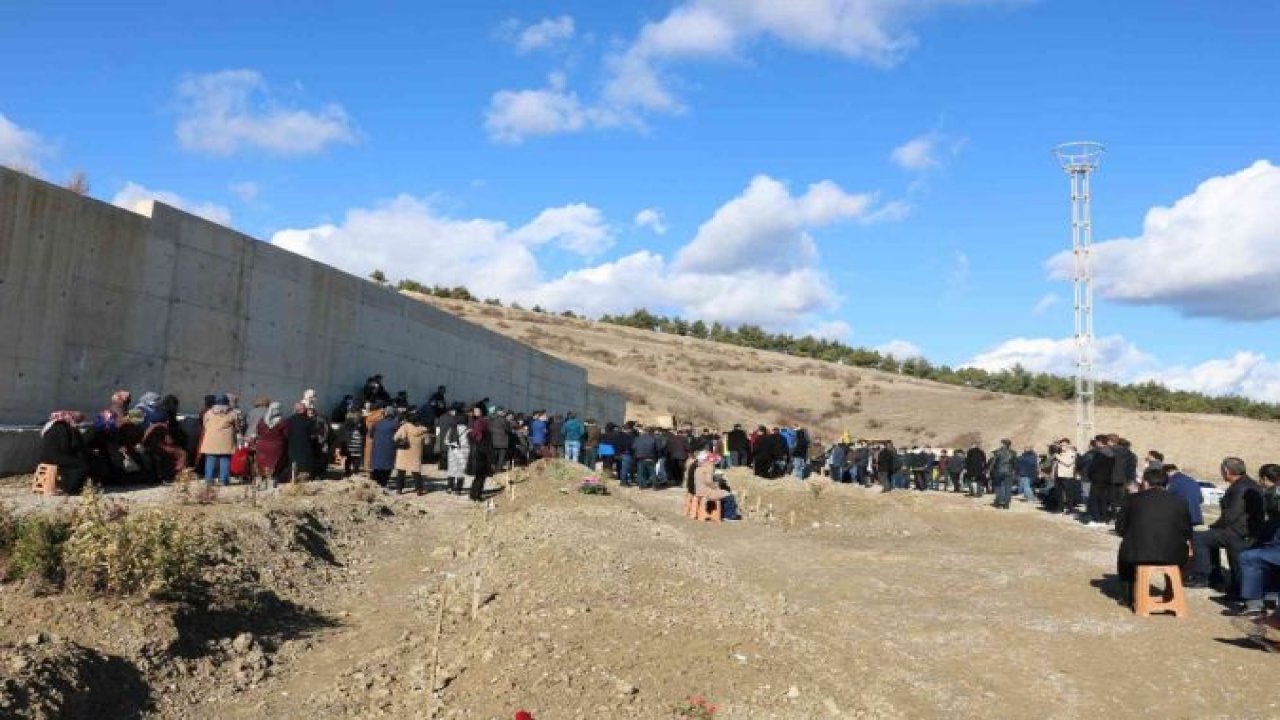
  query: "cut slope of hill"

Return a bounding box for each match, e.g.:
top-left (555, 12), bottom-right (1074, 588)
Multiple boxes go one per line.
top-left (413, 294), bottom-right (1280, 479)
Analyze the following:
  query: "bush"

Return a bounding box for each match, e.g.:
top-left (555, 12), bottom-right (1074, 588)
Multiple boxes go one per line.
top-left (63, 510), bottom-right (206, 598)
top-left (9, 513), bottom-right (73, 587)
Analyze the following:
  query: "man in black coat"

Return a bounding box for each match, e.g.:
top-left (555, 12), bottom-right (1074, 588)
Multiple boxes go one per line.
top-left (753, 430), bottom-right (787, 479)
top-left (964, 444), bottom-right (987, 497)
top-left (1085, 436), bottom-right (1117, 524)
top-left (726, 424), bottom-right (750, 468)
top-left (1187, 457), bottom-right (1266, 596)
top-left (285, 403), bottom-right (315, 480)
top-left (1115, 468), bottom-right (1193, 605)
top-left (877, 443), bottom-right (897, 493)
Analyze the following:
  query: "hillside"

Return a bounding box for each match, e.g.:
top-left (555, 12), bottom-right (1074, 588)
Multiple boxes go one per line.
top-left (414, 294), bottom-right (1280, 479)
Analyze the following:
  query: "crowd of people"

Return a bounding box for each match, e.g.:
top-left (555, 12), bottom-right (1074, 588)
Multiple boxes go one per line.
top-left (35, 388), bottom-right (1280, 637)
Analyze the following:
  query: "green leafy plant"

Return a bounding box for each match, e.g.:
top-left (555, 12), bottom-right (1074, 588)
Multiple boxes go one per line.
top-left (9, 514), bottom-right (73, 587)
top-left (577, 476), bottom-right (609, 496)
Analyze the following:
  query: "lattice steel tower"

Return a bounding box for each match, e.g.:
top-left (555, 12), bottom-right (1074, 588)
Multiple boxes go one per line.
top-left (1053, 141), bottom-right (1104, 449)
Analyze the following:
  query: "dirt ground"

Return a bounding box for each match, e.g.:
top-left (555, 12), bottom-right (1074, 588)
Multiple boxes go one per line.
top-left (3, 461), bottom-right (1274, 720)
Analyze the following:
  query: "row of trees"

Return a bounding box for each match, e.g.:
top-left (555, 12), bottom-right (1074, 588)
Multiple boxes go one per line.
top-left (370, 271), bottom-right (1280, 422)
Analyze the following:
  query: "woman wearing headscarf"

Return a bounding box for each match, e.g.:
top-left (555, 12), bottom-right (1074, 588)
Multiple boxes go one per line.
top-left (286, 402), bottom-right (315, 481)
top-left (134, 392), bottom-right (168, 430)
top-left (40, 411), bottom-right (89, 494)
top-left (465, 405), bottom-right (494, 502)
top-left (199, 395), bottom-right (238, 486)
top-left (693, 451), bottom-right (741, 520)
top-left (391, 410), bottom-right (428, 494)
top-left (363, 402), bottom-right (387, 469)
top-left (254, 402), bottom-right (289, 488)
top-left (244, 397), bottom-right (270, 443)
top-left (339, 410), bottom-right (366, 477)
top-left (369, 407), bottom-right (400, 487)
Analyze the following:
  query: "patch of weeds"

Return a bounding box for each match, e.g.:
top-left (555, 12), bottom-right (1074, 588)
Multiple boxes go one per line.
top-left (9, 513), bottom-right (73, 588)
top-left (64, 509), bottom-right (206, 599)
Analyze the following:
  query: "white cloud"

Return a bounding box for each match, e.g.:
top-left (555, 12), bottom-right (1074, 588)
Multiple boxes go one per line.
top-left (175, 70), bottom-right (356, 156)
top-left (507, 202), bottom-right (612, 255)
top-left (890, 132), bottom-right (941, 170)
top-left (112, 182), bottom-right (232, 225)
top-left (807, 320), bottom-right (853, 341)
top-left (1151, 352), bottom-right (1280, 403)
top-left (875, 340), bottom-right (924, 360)
top-left (966, 335), bottom-right (1155, 380)
top-left (634, 207), bottom-right (668, 234)
top-left (228, 181), bottom-right (260, 202)
top-left (505, 16), bottom-right (576, 54)
top-left (273, 174), bottom-right (900, 331)
top-left (0, 113), bottom-right (50, 173)
top-left (1032, 293), bottom-right (1061, 316)
top-left (489, 1), bottom-right (1007, 140)
top-left (484, 72), bottom-right (617, 143)
top-left (966, 334), bottom-right (1280, 403)
top-left (673, 175), bottom-right (885, 275)
top-left (1047, 160), bottom-right (1280, 320)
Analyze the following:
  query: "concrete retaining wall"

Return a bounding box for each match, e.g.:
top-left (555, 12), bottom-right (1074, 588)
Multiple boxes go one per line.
top-left (0, 167), bottom-right (626, 427)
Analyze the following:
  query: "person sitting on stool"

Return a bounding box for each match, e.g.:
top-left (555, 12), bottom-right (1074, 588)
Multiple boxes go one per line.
top-left (1115, 468), bottom-right (1193, 606)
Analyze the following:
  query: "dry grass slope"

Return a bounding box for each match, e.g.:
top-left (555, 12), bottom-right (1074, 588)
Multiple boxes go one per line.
top-left (415, 294), bottom-right (1280, 479)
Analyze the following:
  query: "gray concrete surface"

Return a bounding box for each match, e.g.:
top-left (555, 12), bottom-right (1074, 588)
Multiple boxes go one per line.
top-left (0, 167), bottom-right (625, 430)
top-left (0, 427), bottom-right (41, 477)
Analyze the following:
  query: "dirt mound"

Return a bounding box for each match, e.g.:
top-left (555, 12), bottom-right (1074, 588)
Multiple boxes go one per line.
top-left (0, 634), bottom-right (151, 719)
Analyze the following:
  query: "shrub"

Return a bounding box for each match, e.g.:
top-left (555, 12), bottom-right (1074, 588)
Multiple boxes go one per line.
top-left (63, 510), bottom-right (206, 598)
top-left (0, 503), bottom-right (16, 552)
top-left (9, 513), bottom-right (73, 587)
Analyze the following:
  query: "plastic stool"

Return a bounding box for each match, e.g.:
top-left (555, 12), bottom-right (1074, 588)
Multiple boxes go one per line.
top-left (1134, 565), bottom-right (1188, 618)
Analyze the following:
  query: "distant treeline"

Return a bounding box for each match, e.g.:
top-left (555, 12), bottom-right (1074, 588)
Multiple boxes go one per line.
top-left (383, 272), bottom-right (1280, 422)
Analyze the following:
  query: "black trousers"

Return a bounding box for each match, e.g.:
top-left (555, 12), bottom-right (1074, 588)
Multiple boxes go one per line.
top-left (666, 458), bottom-right (686, 488)
top-left (469, 471), bottom-right (489, 501)
top-left (1193, 528), bottom-right (1249, 594)
top-left (371, 469), bottom-right (391, 486)
top-left (391, 470), bottom-right (423, 492)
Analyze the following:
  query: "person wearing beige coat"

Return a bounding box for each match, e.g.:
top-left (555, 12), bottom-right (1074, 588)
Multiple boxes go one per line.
top-left (391, 418), bottom-right (429, 494)
top-left (199, 399), bottom-right (239, 485)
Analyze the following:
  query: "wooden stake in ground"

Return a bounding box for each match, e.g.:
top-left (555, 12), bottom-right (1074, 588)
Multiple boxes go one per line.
top-left (430, 577), bottom-right (449, 694)
top-left (789, 510), bottom-right (796, 529)
top-left (470, 569), bottom-right (482, 620)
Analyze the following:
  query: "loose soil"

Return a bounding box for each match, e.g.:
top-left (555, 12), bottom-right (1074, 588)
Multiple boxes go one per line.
top-left (2, 462), bottom-right (1274, 719)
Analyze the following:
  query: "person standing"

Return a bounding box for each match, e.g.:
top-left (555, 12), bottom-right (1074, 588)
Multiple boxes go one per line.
top-left (199, 396), bottom-right (238, 486)
top-left (1085, 436), bottom-right (1117, 526)
top-left (726, 424), bottom-right (749, 468)
top-left (562, 412), bottom-right (585, 464)
top-left (582, 418), bottom-right (601, 470)
top-left (665, 428), bottom-right (690, 490)
top-left (1053, 440), bottom-right (1081, 513)
top-left (466, 405), bottom-right (494, 502)
top-left (488, 410), bottom-right (513, 474)
top-left (632, 426), bottom-right (660, 489)
top-left (339, 412), bottom-right (366, 478)
top-left (877, 442), bottom-right (896, 493)
top-left (368, 407), bottom-right (399, 488)
top-left (254, 402), bottom-right (289, 489)
top-left (1016, 445), bottom-right (1040, 503)
top-left (1186, 457), bottom-right (1266, 597)
top-left (964, 443), bottom-right (987, 497)
top-left (390, 412), bottom-right (428, 494)
top-left (1115, 468), bottom-right (1193, 607)
top-left (443, 409), bottom-right (470, 494)
top-left (286, 402), bottom-right (316, 482)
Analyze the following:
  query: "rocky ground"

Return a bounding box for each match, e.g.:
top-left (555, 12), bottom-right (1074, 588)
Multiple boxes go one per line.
top-left (1, 461), bottom-right (1275, 719)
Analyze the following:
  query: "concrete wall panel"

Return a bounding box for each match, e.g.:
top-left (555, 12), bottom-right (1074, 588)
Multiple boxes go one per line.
top-left (0, 167), bottom-right (625, 426)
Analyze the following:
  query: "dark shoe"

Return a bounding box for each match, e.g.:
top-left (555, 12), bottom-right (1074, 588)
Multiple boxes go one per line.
top-left (1183, 575), bottom-right (1211, 589)
top-left (1223, 606), bottom-right (1266, 618)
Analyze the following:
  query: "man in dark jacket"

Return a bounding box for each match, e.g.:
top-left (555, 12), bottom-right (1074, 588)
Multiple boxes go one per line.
top-left (632, 426), bottom-right (659, 489)
top-left (665, 430), bottom-right (690, 489)
top-left (877, 443), bottom-right (897, 493)
top-left (964, 444), bottom-right (987, 497)
top-left (726, 425), bottom-right (750, 468)
top-left (1085, 436), bottom-right (1117, 525)
top-left (1115, 468), bottom-right (1193, 606)
top-left (286, 402), bottom-right (316, 481)
top-left (988, 440), bottom-right (1018, 509)
top-left (753, 429), bottom-right (788, 479)
top-left (487, 411), bottom-right (513, 473)
top-left (1187, 457), bottom-right (1266, 596)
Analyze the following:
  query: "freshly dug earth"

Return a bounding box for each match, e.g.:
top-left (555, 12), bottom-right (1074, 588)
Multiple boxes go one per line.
top-left (6, 461), bottom-right (1270, 719)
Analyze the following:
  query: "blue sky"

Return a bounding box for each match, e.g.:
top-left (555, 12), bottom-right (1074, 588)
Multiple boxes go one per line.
top-left (3, 1), bottom-right (1280, 400)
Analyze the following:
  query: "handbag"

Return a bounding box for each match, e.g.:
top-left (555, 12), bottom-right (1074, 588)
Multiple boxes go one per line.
top-left (120, 448), bottom-right (141, 474)
top-left (394, 435), bottom-right (411, 450)
top-left (230, 447), bottom-right (252, 477)
top-left (598, 443), bottom-right (615, 457)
